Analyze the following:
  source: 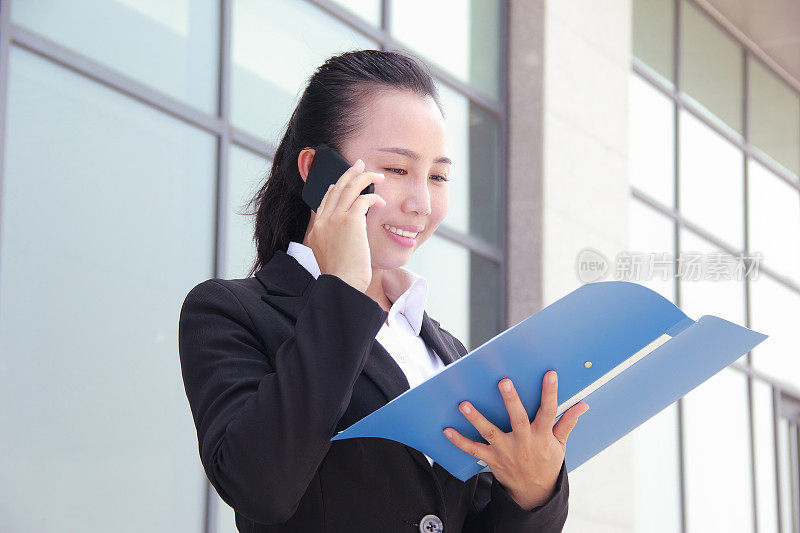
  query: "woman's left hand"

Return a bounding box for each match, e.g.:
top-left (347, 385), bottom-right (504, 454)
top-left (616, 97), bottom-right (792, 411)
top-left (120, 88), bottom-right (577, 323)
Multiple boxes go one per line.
top-left (442, 371), bottom-right (589, 511)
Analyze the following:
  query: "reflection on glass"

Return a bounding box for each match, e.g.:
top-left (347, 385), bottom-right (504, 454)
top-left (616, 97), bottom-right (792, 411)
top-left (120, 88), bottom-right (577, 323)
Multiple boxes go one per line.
top-left (231, 0), bottom-right (376, 142)
top-left (628, 198), bottom-right (676, 302)
top-left (747, 158), bottom-right (800, 286)
top-left (682, 367), bottom-right (754, 532)
top-left (629, 73), bottom-right (675, 208)
top-left (390, 0), bottom-right (501, 100)
top-left (632, 0), bottom-right (675, 85)
top-left (11, 0), bottom-right (219, 114)
top-left (437, 81), bottom-right (501, 245)
top-left (678, 229), bottom-right (747, 364)
top-left (750, 275), bottom-right (800, 390)
top-left (405, 234), bottom-right (470, 348)
top-left (752, 380), bottom-right (778, 533)
top-left (0, 47), bottom-right (214, 530)
top-left (632, 404), bottom-right (682, 533)
top-left (330, 0), bottom-right (382, 26)
top-left (679, 110), bottom-right (744, 251)
top-left (748, 56), bottom-right (800, 178)
top-left (680, 0), bottom-right (743, 135)
top-left (224, 147), bottom-right (271, 279)
top-left (469, 254), bottom-right (501, 349)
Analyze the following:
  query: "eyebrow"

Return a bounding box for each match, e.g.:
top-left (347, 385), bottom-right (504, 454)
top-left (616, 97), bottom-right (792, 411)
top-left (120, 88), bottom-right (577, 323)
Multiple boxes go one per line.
top-left (376, 147), bottom-right (452, 165)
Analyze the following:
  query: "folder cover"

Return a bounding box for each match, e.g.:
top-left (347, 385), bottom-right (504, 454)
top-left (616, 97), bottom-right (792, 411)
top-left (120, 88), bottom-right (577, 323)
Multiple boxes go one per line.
top-left (331, 281), bottom-right (768, 482)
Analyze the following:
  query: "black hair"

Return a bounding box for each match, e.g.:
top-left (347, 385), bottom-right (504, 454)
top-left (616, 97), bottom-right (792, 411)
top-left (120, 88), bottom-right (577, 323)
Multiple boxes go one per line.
top-left (242, 49), bottom-right (444, 277)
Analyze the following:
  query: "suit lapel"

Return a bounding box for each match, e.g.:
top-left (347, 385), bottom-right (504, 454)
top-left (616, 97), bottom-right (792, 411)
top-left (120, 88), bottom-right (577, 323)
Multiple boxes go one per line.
top-left (255, 249), bottom-right (461, 474)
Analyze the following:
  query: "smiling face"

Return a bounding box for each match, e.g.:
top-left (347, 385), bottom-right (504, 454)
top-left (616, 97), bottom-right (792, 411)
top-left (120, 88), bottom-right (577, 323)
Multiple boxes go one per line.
top-left (338, 89), bottom-right (451, 270)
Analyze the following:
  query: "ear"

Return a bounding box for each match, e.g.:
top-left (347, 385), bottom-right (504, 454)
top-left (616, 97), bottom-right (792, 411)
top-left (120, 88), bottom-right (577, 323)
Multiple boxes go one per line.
top-left (298, 148), bottom-right (316, 183)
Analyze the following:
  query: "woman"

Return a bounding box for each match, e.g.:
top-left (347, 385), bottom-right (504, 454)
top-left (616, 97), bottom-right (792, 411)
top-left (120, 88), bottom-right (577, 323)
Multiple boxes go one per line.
top-left (178, 49), bottom-right (588, 532)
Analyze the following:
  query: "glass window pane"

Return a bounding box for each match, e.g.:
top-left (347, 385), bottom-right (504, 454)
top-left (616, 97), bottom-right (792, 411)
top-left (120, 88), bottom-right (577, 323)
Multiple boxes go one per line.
top-left (224, 146), bottom-right (271, 279)
top-left (632, 0), bottom-right (675, 85)
top-left (330, 0), bottom-right (382, 27)
top-left (750, 275), bottom-right (800, 390)
top-left (437, 81), bottom-right (501, 245)
top-left (629, 198), bottom-right (676, 302)
top-left (469, 254), bottom-right (501, 350)
top-left (0, 46), bottom-right (215, 531)
top-left (11, 0), bottom-right (219, 114)
top-left (747, 158), bottom-right (800, 286)
top-left (748, 56), bottom-right (800, 179)
top-left (678, 229), bottom-right (747, 364)
top-left (632, 404), bottom-right (682, 533)
top-left (680, 0), bottom-right (743, 135)
top-left (752, 380), bottom-right (779, 533)
top-left (682, 367), bottom-right (754, 532)
top-left (679, 110), bottom-right (744, 251)
top-left (231, 0), bottom-right (377, 142)
top-left (629, 73), bottom-right (675, 208)
top-left (390, 0), bottom-right (501, 100)
top-left (405, 234), bottom-right (470, 348)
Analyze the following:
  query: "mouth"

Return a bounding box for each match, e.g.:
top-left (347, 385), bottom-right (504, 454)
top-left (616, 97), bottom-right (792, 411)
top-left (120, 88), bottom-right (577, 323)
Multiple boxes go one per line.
top-left (382, 224), bottom-right (421, 239)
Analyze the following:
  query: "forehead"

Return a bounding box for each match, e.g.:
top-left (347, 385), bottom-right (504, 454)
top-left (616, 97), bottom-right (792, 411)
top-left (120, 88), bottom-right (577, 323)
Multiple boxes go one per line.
top-left (353, 90), bottom-right (449, 157)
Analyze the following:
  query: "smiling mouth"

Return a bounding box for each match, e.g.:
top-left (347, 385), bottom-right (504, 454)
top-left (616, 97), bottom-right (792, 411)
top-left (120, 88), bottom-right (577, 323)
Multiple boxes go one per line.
top-left (382, 224), bottom-right (420, 239)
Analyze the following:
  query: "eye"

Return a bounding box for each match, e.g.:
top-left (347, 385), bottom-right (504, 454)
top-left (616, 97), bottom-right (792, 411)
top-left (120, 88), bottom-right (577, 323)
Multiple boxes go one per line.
top-left (385, 168), bottom-right (449, 182)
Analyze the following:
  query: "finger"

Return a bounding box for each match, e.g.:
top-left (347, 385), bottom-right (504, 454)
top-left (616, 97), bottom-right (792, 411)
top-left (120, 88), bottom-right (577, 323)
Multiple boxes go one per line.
top-left (458, 401), bottom-right (504, 445)
top-left (321, 158), bottom-right (365, 217)
top-left (553, 402), bottom-right (589, 446)
top-left (498, 378), bottom-right (532, 437)
top-left (348, 193), bottom-right (386, 216)
top-left (442, 426), bottom-right (494, 465)
top-left (336, 170), bottom-right (384, 214)
top-left (317, 184), bottom-right (334, 215)
top-left (532, 370), bottom-right (559, 436)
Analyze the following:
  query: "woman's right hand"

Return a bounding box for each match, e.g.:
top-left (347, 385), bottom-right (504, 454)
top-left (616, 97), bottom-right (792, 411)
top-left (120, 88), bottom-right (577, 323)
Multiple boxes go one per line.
top-left (306, 158), bottom-right (386, 293)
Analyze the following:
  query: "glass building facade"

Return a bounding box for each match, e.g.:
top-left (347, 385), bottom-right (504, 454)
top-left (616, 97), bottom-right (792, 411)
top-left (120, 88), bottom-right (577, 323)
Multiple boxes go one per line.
top-left (632, 0), bottom-right (800, 531)
top-left (0, 0), bottom-right (506, 531)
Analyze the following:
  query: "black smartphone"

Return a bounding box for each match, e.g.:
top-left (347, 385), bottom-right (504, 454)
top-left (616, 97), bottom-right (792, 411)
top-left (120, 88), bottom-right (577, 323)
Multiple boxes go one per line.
top-left (301, 143), bottom-right (375, 213)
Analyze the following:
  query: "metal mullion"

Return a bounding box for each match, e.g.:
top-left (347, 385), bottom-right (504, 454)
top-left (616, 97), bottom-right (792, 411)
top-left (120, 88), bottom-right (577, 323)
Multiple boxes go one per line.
top-left (775, 388), bottom-right (785, 533)
top-left (204, 1), bottom-right (232, 532)
top-left (0, 0), bottom-right (10, 296)
top-left (673, 0), bottom-right (687, 530)
top-left (10, 24), bottom-right (224, 137)
top-left (499, 0), bottom-right (509, 332)
top-left (743, 44), bottom-right (761, 533)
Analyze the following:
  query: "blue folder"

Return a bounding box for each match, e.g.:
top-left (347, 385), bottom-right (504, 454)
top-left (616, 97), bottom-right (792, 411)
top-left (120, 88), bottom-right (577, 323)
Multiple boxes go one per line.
top-left (331, 281), bottom-right (768, 482)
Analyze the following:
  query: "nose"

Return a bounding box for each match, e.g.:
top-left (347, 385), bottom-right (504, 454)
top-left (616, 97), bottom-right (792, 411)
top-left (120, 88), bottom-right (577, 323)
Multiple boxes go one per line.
top-left (402, 174), bottom-right (432, 216)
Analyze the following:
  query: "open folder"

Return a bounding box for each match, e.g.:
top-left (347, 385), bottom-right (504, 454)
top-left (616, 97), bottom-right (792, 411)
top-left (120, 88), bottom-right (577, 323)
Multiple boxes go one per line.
top-left (331, 281), bottom-right (768, 482)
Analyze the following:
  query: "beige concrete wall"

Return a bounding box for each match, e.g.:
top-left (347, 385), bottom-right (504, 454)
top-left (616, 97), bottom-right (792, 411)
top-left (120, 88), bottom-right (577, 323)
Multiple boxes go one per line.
top-left (508, 0), bottom-right (634, 531)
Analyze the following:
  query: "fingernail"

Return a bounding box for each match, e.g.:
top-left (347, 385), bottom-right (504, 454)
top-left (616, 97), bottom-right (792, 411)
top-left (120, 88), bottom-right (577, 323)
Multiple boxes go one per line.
top-left (355, 158), bottom-right (364, 167)
top-left (460, 403), bottom-right (471, 414)
top-left (501, 379), bottom-right (512, 392)
top-left (444, 429), bottom-right (453, 438)
top-left (548, 371), bottom-right (557, 384)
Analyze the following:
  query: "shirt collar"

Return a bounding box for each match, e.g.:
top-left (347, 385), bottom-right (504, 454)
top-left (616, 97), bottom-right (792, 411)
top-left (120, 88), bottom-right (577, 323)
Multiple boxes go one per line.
top-left (286, 241), bottom-right (428, 335)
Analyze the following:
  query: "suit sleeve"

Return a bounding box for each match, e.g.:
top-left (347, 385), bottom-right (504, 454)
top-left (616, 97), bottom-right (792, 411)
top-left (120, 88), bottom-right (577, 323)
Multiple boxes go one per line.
top-left (178, 274), bottom-right (388, 525)
top-left (442, 334), bottom-right (570, 532)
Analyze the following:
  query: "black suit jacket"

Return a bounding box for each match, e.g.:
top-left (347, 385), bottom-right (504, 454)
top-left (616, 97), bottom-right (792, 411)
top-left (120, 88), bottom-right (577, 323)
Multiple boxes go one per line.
top-left (178, 249), bottom-right (569, 532)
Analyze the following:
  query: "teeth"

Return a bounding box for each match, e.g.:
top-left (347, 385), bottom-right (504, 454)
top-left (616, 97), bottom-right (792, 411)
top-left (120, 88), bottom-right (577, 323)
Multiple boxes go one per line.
top-left (383, 224), bottom-right (419, 238)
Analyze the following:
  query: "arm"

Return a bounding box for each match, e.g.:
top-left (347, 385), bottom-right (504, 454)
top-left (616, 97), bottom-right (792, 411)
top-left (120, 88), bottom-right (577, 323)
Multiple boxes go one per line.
top-left (178, 274), bottom-right (387, 524)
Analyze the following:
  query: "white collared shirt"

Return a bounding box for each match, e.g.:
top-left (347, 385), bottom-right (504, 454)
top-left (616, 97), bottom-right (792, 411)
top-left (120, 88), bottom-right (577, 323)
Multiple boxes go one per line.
top-left (286, 241), bottom-right (447, 466)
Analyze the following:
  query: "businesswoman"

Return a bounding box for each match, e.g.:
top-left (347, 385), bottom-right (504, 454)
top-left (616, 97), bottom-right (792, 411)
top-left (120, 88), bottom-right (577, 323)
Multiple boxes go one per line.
top-left (178, 49), bottom-right (589, 532)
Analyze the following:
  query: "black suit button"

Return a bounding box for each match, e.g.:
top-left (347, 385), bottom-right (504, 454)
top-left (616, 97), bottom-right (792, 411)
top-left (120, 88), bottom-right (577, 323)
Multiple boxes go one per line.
top-left (419, 514), bottom-right (443, 533)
